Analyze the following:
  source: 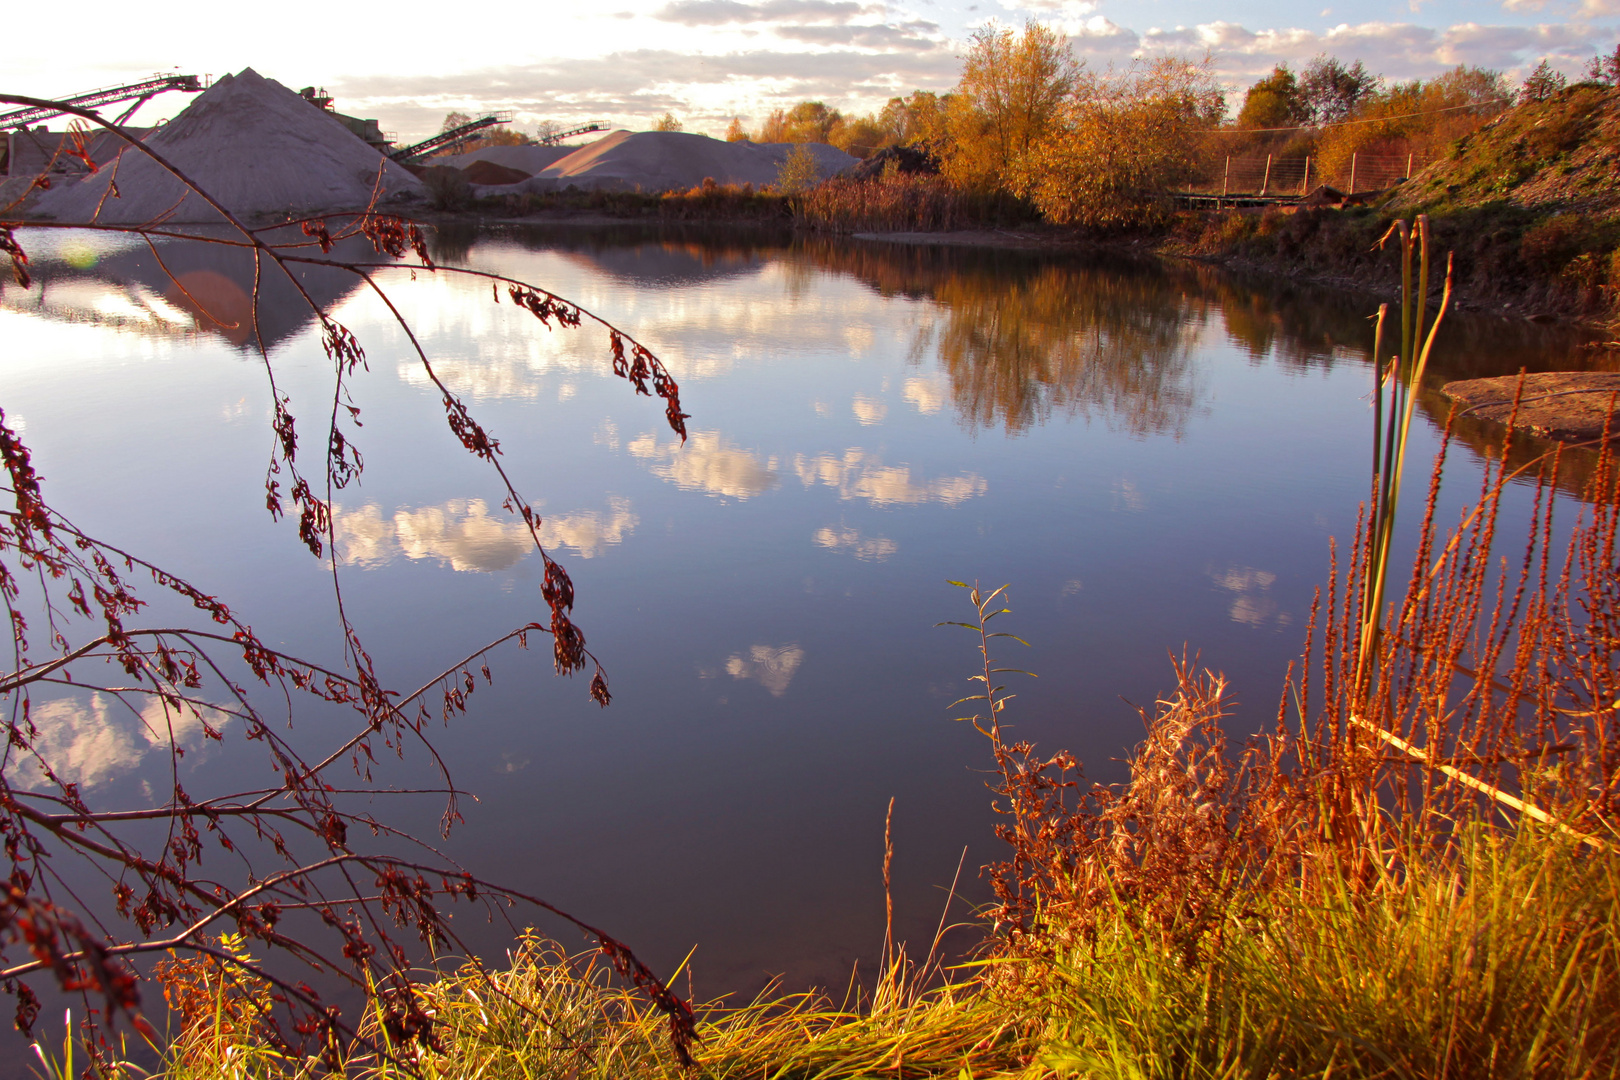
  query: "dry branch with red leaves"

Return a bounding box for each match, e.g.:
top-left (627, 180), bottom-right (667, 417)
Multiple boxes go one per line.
top-left (0, 92), bottom-right (696, 1074)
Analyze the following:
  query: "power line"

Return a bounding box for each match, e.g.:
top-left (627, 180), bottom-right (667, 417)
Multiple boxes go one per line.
top-left (1211, 97), bottom-right (1511, 136)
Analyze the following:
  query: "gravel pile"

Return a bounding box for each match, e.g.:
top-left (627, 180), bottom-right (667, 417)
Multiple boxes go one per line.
top-left (470, 131), bottom-right (856, 195)
top-left (27, 69), bottom-right (424, 224)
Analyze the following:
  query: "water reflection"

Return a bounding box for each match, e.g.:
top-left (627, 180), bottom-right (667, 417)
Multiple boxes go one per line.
top-left (1208, 565), bottom-right (1290, 630)
top-left (812, 524), bottom-right (898, 562)
top-left (722, 644), bottom-right (805, 697)
top-left (334, 497), bottom-right (635, 570)
top-left (5, 694), bottom-right (229, 792)
top-left (791, 241), bottom-right (1203, 438)
top-left (3, 227), bottom-right (369, 351)
top-left (629, 430), bottom-right (781, 500)
top-left (792, 448), bottom-right (987, 506)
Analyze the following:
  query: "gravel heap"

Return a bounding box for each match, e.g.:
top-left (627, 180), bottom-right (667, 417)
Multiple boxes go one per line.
top-left (467, 130), bottom-right (856, 194)
top-left (27, 69), bottom-right (424, 224)
top-left (432, 144), bottom-right (577, 174)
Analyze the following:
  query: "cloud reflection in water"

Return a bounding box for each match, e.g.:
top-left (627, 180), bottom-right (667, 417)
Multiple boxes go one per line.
top-left (5, 695), bottom-right (230, 792)
top-left (628, 430), bottom-right (781, 500)
top-left (335, 498), bottom-right (636, 571)
top-left (724, 644), bottom-right (805, 697)
top-left (793, 448), bottom-right (986, 507)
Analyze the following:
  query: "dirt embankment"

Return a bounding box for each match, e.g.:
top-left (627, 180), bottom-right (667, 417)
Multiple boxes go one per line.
top-left (1160, 84), bottom-right (1620, 328)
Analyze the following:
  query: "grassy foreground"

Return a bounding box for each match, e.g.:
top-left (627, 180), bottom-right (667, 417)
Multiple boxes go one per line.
top-left (126, 826), bottom-right (1617, 1080)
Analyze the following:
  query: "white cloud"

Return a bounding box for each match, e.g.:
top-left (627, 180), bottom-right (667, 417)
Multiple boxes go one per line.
top-left (851, 392), bottom-right (888, 425)
top-left (793, 447), bottom-right (986, 506)
top-left (813, 524), bottom-right (898, 560)
top-left (902, 376), bottom-right (946, 415)
top-left (724, 643), bottom-right (806, 696)
top-left (334, 497), bottom-right (635, 571)
top-left (1209, 565), bottom-right (1291, 629)
top-left (6, 694), bottom-right (230, 791)
top-left (629, 429), bottom-right (780, 499)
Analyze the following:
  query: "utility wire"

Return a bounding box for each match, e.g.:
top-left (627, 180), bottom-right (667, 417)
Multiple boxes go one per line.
top-left (1211, 97), bottom-right (1511, 135)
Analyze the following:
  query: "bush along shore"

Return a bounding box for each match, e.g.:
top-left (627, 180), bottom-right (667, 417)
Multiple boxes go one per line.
top-left (58, 222), bottom-right (1618, 1080)
top-left (452, 79), bottom-right (1620, 332)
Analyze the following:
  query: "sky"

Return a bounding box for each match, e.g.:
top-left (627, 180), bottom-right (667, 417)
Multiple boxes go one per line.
top-left (5, 0), bottom-right (1617, 141)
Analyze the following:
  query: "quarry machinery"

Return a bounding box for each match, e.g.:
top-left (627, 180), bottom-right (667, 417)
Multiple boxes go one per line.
top-left (388, 112), bottom-right (516, 163)
top-left (540, 121), bottom-right (608, 145)
top-left (0, 74), bottom-right (204, 129)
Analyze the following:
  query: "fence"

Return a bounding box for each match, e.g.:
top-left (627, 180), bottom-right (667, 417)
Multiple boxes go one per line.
top-left (1192, 152), bottom-right (1425, 198)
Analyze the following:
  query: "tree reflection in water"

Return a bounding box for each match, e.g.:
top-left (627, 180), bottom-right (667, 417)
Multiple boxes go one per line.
top-left (795, 239), bottom-right (1203, 437)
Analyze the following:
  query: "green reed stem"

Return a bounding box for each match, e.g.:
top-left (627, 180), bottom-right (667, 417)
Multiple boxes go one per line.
top-left (1357, 216), bottom-right (1452, 704)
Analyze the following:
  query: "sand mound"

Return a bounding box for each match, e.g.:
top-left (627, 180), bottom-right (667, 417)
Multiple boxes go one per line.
top-left (462, 159), bottom-right (531, 185)
top-left (434, 144), bottom-right (577, 174)
top-left (26, 69), bottom-right (424, 224)
top-left (515, 130), bottom-right (856, 193)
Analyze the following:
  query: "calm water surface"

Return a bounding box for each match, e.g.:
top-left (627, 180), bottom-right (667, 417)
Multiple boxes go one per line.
top-left (0, 223), bottom-right (1603, 1001)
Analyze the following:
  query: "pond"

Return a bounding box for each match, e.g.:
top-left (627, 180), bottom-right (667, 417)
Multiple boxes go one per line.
top-left (0, 222), bottom-right (1605, 1011)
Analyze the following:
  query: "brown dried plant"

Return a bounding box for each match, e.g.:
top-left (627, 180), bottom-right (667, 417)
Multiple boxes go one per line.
top-left (952, 225), bottom-right (1617, 980)
top-left (0, 92), bottom-right (696, 1073)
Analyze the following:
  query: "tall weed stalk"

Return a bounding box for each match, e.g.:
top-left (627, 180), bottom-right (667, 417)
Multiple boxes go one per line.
top-left (947, 217), bottom-right (1619, 1073)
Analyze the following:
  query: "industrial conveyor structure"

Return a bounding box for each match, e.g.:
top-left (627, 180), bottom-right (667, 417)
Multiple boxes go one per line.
top-left (0, 74), bottom-right (205, 129)
top-left (540, 121), bottom-right (608, 145)
top-left (388, 112), bottom-right (515, 163)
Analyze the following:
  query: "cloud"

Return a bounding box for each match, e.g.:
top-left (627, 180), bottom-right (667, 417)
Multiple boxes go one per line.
top-left (724, 643), bottom-right (806, 696)
top-left (813, 524), bottom-right (898, 561)
top-left (6, 694), bottom-right (230, 791)
top-left (1000, 0), bottom-right (1096, 12)
top-left (330, 45), bottom-right (961, 140)
top-left (334, 498), bottom-right (636, 571)
top-left (902, 376), bottom-right (946, 415)
top-left (851, 392), bottom-right (888, 425)
top-left (1209, 565), bottom-right (1291, 629)
top-left (655, 0), bottom-right (873, 24)
top-left (629, 430), bottom-right (781, 499)
top-left (1135, 18), bottom-right (1599, 83)
top-left (777, 21), bottom-right (942, 50)
top-left (793, 447), bottom-right (986, 506)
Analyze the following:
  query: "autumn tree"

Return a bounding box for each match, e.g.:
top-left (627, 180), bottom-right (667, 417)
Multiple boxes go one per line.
top-left (832, 114), bottom-right (887, 157)
top-left (1013, 55), bottom-right (1223, 228)
top-left (784, 101), bottom-right (843, 143)
top-left (879, 90), bottom-right (949, 149)
top-left (943, 21), bottom-right (1079, 192)
top-left (653, 112), bottom-right (683, 132)
top-left (724, 116), bottom-right (748, 141)
top-left (757, 108), bottom-right (788, 142)
top-left (1299, 55), bottom-right (1379, 124)
top-left (1520, 60), bottom-right (1568, 103)
top-left (1313, 64), bottom-right (1510, 184)
top-left (1586, 44), bottom-right (1620, 85)
top-left (1237, 65), bottom-right (1307, 128)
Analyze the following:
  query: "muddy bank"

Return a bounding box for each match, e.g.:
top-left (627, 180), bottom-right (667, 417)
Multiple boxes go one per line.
top-left (1443, 372), bottom-right (1620, 443)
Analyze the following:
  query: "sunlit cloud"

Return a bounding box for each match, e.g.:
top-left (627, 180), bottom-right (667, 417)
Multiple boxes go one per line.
top-left (851, 392), bottom-right (888, 426)
top-left (901, 376), bottom-right (946, 415)
top-left (629, 430), bottom-right (781, 499)
top-left (655, 0), bottom-right (876, 24)
top-left (1133, 18), bottom-right (1600, 83)
top-left (1209, 564), bottom-right (1291, 629)
top-left (793, 447), bottom-right (986, 506)
top-left (813, 524), bottom-right (898, 561)
top-left (334, 497), bottom-right (635, 571)
top-left (724, 643), bottom-right (806, 696)
top-left (6, 694), bottom-right (230, 791)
